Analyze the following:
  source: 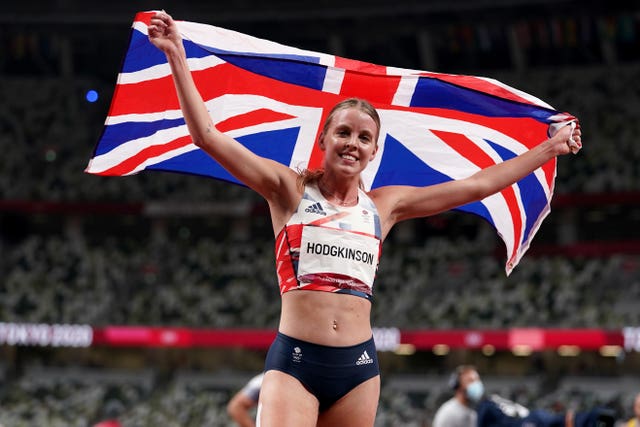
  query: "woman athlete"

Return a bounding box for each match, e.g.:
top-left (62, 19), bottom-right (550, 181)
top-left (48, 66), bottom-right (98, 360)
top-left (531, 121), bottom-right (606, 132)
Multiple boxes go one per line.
top-left (148, 11), bottom-right (581, 427)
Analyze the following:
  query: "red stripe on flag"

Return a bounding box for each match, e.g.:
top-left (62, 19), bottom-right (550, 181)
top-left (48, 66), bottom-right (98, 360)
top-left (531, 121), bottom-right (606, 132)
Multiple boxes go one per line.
top-left (110, 63), bottom-right (339, 117)
top-left (193, 64), bottom-right (338, 107)
top-left (338, 71), bottom-right (401, 102)
top-left (215, 109), bottom-right (296, 133)
top-left (421, 110), bottom-right (556, 191)
top-left (100, 135), bottom-right (193, 176)
top-left (334, 57), bottom-right (389, 75)
top-left (110, 75), bottom-right (179, 116)
top-left (306, 111), bottom-right (328, 171)
top-left (431, 129), bottom-right (497, 170)
top-left (133, 11), bottom-right (155, 26)
top-left (432, 129), bottom-right (523, 262)
top-left (541, 158), bottom-right (556, 193)
top-left (334, 58), bottom-right (401, 105)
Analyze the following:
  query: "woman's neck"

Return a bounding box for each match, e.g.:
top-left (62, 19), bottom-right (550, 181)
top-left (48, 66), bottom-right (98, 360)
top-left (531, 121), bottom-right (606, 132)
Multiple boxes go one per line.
top-left (317, 179), bottom-right (359, 206)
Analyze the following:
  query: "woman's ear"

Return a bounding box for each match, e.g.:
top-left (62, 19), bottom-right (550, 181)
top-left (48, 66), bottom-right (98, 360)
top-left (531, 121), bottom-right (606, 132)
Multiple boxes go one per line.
top-left (318, 132), bottom-right (326, 150)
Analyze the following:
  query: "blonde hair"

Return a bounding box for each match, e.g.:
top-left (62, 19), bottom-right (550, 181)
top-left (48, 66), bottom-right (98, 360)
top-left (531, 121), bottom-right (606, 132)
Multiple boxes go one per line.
top-left (297, 98), bottom-right (380, 190)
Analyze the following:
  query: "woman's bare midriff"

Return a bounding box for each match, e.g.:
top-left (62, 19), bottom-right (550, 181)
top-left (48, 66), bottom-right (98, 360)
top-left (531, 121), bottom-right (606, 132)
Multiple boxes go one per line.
top-left (278, 290), bottom-right (373, 347)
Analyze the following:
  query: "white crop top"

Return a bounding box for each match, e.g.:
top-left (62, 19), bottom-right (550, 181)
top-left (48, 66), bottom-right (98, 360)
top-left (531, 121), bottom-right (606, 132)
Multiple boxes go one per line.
top-left (274, 182), bottom-right (383, 299)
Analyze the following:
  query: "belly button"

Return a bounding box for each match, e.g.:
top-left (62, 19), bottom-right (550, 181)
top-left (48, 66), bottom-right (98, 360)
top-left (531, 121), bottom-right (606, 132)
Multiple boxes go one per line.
top-left (332, 320), bottom-right (338, 330)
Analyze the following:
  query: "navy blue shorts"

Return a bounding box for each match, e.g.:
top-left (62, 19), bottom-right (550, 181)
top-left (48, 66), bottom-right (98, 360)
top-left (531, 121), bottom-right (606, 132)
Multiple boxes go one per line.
top-left (264, 332), bottom-right (379, 411)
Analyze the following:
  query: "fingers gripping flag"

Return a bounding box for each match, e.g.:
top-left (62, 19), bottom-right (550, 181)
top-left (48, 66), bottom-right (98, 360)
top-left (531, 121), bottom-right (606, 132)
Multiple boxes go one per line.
top-left (86, 11), bottom-right (576, 275)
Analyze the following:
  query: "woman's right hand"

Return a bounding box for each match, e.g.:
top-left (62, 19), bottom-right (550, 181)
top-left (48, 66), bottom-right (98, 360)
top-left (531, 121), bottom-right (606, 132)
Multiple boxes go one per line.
top-left (148, 11), bottom-right (183, 55)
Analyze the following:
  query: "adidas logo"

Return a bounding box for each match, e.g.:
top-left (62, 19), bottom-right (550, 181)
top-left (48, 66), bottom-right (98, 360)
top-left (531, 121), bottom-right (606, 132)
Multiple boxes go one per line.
top-left (355, 350), bottom-right (374, 366)
top-left (304, 202), bottom-right (326, 216)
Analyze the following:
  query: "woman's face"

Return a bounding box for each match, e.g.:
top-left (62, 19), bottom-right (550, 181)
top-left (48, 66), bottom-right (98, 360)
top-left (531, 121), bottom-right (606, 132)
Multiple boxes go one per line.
top-left (320, 107), bottom-right (379, 176)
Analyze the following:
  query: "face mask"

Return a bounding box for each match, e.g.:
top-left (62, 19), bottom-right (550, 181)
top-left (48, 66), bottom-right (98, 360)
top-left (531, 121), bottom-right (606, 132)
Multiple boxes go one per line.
top-left (465, 380), bottom-right (484, 402)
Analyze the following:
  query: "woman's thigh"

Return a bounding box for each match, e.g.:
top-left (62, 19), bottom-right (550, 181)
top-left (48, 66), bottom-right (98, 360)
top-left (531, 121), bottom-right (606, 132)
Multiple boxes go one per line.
top-left (257, 370), bottom-right (320, 427)
top-left (317, 375), bottom-right (380, 427)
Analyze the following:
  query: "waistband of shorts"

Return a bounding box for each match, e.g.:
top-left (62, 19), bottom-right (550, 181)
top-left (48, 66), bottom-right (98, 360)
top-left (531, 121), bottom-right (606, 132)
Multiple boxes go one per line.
top-left (275, 331), bottom-right (375, 352)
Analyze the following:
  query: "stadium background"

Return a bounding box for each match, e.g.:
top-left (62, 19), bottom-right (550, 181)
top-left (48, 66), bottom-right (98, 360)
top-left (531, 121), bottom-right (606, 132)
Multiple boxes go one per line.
top-left (1, 0), bottom-right (639, 425)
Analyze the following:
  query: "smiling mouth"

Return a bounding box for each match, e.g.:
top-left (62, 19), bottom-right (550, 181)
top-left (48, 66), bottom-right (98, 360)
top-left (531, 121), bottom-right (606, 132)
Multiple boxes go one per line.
top-left (340, 154), bottom-right (357, 161)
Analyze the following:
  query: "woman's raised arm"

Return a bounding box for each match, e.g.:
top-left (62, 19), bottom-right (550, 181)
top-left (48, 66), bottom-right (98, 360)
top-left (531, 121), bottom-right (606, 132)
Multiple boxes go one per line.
top-left (147, 11), bottom-right (299, 205)
top-left (372, 122), bottom-right (582, 237)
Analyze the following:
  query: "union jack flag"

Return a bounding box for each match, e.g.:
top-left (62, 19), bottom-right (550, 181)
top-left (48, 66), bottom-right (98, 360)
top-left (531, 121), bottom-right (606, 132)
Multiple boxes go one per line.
top-left (86, 11), bottom-right (575, 274)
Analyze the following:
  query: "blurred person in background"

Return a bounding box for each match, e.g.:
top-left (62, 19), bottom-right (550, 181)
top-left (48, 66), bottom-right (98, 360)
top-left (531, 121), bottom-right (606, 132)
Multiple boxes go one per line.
top-left (148, 10), bottom-right (581, 427)
top-left (433, 366), bottom-right (615, 427)
top-left (227, 373), bottom-right (264, 427)
top-left (432, 365), bottom-right (482, 427)
top-left (624, 392), bottom-right (640, 427)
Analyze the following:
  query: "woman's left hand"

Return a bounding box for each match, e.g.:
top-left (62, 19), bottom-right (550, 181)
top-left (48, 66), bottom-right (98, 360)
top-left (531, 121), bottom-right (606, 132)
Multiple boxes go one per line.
top-left (551, 120), bottom-right (582, 155)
